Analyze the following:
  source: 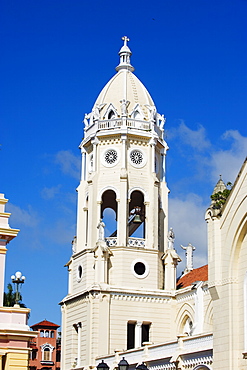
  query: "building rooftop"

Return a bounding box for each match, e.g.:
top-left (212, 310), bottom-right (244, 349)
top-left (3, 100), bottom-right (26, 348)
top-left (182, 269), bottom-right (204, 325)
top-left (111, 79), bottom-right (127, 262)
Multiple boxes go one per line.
top-left (176, 265), bottom-right (208, 289)
top-left (30, 319), bottom-right (60, 329)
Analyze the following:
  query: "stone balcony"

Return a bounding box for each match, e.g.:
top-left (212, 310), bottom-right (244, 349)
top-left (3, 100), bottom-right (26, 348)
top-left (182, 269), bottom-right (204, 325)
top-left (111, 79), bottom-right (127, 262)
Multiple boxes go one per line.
top-left (84, 118), bottom-right (163, 141)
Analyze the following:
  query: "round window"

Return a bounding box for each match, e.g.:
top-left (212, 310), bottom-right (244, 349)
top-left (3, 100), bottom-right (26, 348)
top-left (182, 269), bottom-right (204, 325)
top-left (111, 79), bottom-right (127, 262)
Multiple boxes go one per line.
top-left (134, 262), bottom-right (146, 275)
top-left (131, 259), bottom-right (149, 279)
top-left (129, 149), bottom-right (146, 168)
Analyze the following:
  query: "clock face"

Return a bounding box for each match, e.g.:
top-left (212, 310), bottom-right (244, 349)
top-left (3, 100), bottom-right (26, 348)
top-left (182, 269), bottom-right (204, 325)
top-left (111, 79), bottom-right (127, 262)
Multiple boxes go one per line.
top-left (105, 149), bottom-right (118, 164)
top-left (102, 148), bottom-right (120, 167)
top-left (129, 149), bottom-right (146, 168)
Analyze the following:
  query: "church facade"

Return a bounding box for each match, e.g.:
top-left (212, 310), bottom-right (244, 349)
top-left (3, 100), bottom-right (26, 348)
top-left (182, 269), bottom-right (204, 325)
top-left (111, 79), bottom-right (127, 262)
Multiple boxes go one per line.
top-left (60, 37), bottom-right (247, 370)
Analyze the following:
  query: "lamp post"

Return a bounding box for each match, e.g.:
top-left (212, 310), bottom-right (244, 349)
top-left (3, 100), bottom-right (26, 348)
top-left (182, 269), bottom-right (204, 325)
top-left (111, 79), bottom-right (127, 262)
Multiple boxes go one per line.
top-left (118, 358), bottom-right (129, 370)
top-left (97, 360), bottom-right (109, 370)
top-left (136, 363), bottom-right (148, 370)
top-left (11, 271), bottom-right (25, 307)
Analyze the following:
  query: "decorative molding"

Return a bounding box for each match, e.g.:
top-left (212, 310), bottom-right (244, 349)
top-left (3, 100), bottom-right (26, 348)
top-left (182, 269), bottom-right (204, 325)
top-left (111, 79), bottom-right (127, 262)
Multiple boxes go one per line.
top-left (99, 137), bottom-right (122, 145)
top-left (111, 292), bottom-right (170, 303)
top-left (182, 355), bottom-right (213, 368)
top-left (150, 364), bottom-right (176, 370)
top-left (176, 292), bottom-right (195, 302)
top-left (208, 277), bottom-right (238, 287)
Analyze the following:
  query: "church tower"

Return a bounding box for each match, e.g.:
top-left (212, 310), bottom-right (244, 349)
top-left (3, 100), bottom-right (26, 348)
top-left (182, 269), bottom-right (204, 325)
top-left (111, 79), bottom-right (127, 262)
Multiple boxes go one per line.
top-left (61, 37), bottom-right (180, 370)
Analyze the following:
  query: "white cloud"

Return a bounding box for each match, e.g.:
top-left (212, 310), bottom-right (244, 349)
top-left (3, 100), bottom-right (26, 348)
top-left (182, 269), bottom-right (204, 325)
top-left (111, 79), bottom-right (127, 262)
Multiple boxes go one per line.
top-left (54, 150), bottom-right (80, 179)
top-left (44, 219), bottom-right (76, 245)
top-left (168, 122), bottom-right (247, 186)
top-left (209, 130), bottom-right (247, 183)
top-left (6, 203), bottom-right (39, 228)
top-left (168, 120), bottom-right (211, 151)
top-left (41, 185), bottom-right (61, 200)
top-left (169, 194), bottom-right (208, 274)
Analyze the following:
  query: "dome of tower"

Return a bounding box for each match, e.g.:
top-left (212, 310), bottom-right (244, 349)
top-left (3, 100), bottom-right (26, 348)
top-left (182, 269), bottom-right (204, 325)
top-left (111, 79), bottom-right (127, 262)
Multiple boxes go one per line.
top-left (91, 36), bottom-right (156, 121)
top-left (92, 71), bottom-right (155, 120)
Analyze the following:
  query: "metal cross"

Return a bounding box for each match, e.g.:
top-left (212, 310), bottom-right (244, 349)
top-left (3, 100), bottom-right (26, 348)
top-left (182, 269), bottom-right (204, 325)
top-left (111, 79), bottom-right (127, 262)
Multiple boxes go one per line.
top-left (122, 36), bottom-right (130, 46)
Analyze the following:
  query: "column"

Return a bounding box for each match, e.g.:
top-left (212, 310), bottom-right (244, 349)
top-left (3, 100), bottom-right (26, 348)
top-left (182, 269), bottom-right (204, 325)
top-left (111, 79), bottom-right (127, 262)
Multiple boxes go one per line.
top-left (135, 321), bottom-right (142, 348)
top-left (77, 322), bottom-right (82, 367)
top-left (81, 149), bottom-right (86, 181)
top-left (92, 138), bottom-right (99, 172)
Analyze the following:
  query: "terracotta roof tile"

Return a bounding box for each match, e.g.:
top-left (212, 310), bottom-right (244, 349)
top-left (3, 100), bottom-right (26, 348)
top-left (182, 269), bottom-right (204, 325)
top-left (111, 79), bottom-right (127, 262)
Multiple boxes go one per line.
top-left (30, 319), bottom-right (60, 329)
top-left (176, 265), bottom-right (208, 289)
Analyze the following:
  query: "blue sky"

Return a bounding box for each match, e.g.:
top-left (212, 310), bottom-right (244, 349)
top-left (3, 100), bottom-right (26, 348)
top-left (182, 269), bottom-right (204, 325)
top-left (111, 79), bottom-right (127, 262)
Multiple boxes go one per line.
top-left (1, 0), bottom-right (246, 327)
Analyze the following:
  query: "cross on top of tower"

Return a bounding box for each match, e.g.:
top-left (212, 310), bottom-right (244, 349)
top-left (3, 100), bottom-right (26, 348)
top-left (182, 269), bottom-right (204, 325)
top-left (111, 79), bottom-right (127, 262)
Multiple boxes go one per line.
top-left (122, 36), bottom-right (130, 46)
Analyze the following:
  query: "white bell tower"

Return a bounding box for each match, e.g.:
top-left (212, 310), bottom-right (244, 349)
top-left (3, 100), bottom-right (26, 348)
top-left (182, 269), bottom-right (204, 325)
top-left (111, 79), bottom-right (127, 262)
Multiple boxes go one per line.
top-left (61, 37), bottom-right (180, 370)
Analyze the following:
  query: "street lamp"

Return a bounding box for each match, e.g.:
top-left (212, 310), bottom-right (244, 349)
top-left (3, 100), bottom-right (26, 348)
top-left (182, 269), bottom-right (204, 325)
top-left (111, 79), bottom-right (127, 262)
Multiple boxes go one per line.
top-left (97, 360), bottom-right (109, 370)
top-left (118, 357), bottom-right (129, 370)
top-left (136, 363), bottom-right (148, 370)
top-left (11, 271), bottom-right (25, 306)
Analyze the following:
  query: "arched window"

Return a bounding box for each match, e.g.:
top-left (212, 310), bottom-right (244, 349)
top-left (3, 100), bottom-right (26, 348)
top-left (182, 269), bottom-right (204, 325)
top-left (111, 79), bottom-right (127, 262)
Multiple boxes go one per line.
top-left (184, 317), bottom-right (193, 336)
top-left (108, 110), bottom-right (115, 119)
top-left (43, 348), bottom-right (50, 361)
top-left (45, 330), bottom-right (49, 338)
top-left (40, 330), bottom-right (44, 337)
top-left (133, 110), bottom-right (141, 120)
top-left (41, 344), bottom-right (54, 362)
top-left (50, 330), bottom-right (54, 338)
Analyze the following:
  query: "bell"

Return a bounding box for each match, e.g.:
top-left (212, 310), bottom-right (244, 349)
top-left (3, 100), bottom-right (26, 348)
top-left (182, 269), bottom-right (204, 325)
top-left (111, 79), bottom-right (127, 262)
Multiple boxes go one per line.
top-left (133, 214), bottom-right (142, 223)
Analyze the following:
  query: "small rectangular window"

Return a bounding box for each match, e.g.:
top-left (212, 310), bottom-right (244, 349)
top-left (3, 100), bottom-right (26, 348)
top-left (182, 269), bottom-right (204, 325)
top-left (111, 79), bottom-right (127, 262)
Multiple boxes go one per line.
top-left (141, 324), bottom-right (150, 344)
top-left (127, 322), bottom-right (135, 349)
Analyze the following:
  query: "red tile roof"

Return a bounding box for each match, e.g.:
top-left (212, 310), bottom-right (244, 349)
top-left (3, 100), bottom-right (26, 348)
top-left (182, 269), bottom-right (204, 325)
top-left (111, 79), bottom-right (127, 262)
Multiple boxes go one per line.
top-left (30, 319), bottom-right (60, 329)
top-left (177, 265), bottom-right (208, 289)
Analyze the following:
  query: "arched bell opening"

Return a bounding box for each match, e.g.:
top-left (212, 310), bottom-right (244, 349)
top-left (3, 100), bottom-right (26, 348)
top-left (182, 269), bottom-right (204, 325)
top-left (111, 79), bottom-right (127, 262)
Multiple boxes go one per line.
top-left (128, 190), bottom-right (145, 238)
top-left (101, 190), bottom-right (118, 237)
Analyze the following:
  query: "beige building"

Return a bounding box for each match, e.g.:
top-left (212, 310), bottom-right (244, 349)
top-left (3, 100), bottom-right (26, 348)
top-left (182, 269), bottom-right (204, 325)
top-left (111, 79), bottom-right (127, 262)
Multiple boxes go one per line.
top-left (60, 37), bottom-right (247, 370)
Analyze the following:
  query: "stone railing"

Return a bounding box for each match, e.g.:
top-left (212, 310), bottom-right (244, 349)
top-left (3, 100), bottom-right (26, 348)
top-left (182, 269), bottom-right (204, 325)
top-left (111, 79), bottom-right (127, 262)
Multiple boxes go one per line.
top-left (84, 118), bottom-right (164, 139)
top-left (98, 119), bottom-right (123, 130)
top-left (128, 237), bottom-right (145, 247)
top-left (106, 237), bottom-right (117, 246)
top-left (126, 119), bottom-right (150, 130)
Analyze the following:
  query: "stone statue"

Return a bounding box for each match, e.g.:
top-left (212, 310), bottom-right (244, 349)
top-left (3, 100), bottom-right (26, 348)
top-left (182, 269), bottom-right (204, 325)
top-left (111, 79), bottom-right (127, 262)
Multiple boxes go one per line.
top-left (146, 105), bottom-right (157, 121)
top-left (167, 227), bottom-right (175, 249)
top-left (92, 105), bottom-right (100, 121)
top-left (72, 236), bottom-right (77, 254)
top-left (83, 113), bottom-right (91, 127)
top-left (159, 114), bottom-right (165, 130)
top-left (120, 99), bottom-right (128, 116)
top-left (97, 219), bottom-right (105, 241)
top-left (181, 243), bottom-right (196, 272)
